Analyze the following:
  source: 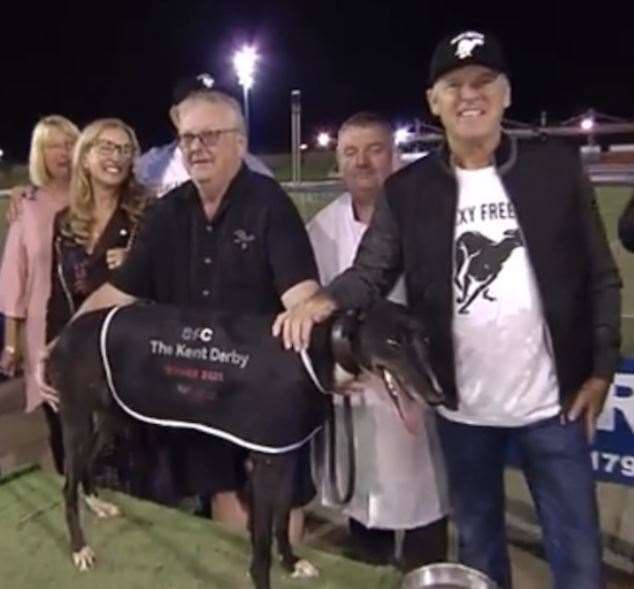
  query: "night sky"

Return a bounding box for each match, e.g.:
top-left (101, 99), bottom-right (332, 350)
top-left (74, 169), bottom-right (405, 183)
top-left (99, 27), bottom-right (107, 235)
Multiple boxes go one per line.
top-left (2, 0), bottom-right (633, 159)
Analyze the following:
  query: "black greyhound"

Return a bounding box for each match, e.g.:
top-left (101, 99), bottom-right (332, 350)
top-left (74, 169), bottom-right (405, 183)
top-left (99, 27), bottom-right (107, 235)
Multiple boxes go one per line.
top-left (47, 300), bottom-right (445, 589)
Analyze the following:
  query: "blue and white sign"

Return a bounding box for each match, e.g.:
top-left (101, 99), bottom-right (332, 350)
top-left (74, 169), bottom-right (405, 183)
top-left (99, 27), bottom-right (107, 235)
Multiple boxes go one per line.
top-left (592, 363), bottom-right (634, 485)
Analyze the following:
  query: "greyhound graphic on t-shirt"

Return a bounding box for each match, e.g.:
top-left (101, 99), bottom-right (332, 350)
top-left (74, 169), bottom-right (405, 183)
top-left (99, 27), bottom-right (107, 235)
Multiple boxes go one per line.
top-left (454, 228), bottom-right (524, 314)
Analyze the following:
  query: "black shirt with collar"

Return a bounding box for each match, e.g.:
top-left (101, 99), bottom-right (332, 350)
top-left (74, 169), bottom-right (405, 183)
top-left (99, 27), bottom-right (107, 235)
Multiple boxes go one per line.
top-left (112, 164), bottom-right (317, 313)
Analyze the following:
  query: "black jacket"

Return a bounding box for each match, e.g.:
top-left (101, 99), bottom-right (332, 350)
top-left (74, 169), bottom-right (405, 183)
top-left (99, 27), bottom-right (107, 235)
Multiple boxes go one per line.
top-left (328, 134), bottom-right (621, 410)
top-left (47, 208), bottom-right (137, 342)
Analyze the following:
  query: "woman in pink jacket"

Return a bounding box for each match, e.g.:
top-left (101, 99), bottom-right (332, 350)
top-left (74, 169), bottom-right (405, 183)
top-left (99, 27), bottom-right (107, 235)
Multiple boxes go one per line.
top-left (0, 115), bottom-right (79, 472)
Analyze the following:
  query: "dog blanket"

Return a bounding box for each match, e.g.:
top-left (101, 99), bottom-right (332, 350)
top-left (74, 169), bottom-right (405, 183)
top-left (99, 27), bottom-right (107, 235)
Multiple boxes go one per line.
top-left (100, 304), bottom-right (328, 453)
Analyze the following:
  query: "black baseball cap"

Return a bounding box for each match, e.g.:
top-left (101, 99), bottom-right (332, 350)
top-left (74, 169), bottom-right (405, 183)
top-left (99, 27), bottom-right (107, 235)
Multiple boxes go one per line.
top-left (428, 30), bottom-right (508, 86)
top-left (171, 73), bottom-right (218, 105)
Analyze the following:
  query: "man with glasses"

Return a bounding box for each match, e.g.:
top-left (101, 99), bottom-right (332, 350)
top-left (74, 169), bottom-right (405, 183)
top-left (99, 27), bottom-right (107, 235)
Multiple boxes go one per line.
top-left (61, 89), bottom-right (321, 535)
top-left (274, 30), bottom-right (620, 588)
top-left (135, 74), bottom-right (272, 197)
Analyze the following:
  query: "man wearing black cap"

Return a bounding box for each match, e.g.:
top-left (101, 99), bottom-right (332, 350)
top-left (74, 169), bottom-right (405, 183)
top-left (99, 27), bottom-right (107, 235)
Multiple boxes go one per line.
top-left (274, 30), bottom-right (619, 588)
top-left (135, 73), bottom-right (272, 196)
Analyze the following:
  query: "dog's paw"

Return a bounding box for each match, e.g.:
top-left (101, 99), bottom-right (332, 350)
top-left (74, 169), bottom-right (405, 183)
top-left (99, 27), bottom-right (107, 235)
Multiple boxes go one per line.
top-left (84, 495), bottom-right (121, 519)
top-left (291, 559), bottom-right (319, 579)
top-left (72, 546), bottom-right (96, 571)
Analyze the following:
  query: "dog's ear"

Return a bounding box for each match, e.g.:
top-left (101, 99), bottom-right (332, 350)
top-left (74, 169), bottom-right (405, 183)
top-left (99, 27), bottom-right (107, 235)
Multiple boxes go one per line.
top-left (331, 311), bottom-right (361, 376)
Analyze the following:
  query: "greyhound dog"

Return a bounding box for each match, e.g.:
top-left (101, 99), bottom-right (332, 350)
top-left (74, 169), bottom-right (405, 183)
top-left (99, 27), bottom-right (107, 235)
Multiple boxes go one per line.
top-left (47, 299), bottom-right (445, 589)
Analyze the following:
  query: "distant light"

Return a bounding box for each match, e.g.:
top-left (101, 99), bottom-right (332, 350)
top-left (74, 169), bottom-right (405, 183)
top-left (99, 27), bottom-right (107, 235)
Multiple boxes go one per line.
top-left (317, 132), bottom-right (331, 148)
top-left (233, 45), bottom-right (259, 90)
top-left (395, 127), bottom-right (410, 145)
top-left (300, 143), bottom-right (308, 151)
top-left (580, 116), bottom-right (594, 131)
top-left (0, 148), bottom-right (4, 160)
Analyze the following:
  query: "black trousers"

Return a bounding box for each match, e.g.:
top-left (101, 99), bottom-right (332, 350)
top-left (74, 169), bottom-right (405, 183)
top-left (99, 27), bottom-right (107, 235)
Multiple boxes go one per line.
top-left (349, 516), bottom-right (448, 571)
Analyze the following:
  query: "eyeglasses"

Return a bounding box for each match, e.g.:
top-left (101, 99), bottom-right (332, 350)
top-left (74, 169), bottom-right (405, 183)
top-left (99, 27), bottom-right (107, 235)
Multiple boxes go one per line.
top-left (177, 128), bottom-right (239, 150)
top-left (92, 139), bottom-right (135, 160)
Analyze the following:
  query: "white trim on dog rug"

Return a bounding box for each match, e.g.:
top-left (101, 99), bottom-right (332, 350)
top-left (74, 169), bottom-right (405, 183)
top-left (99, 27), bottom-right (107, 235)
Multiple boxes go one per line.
top-left (100, 306), bottom-right (319, 454)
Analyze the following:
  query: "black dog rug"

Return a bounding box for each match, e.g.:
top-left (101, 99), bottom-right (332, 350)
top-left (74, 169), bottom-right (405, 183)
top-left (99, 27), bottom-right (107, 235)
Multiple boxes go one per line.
top-left (100, 304), bottom-right (328, 453)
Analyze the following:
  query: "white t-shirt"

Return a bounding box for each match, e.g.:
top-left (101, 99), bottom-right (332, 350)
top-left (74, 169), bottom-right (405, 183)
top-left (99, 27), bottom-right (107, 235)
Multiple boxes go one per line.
top-left (438, 166), bottom-right (560, 427)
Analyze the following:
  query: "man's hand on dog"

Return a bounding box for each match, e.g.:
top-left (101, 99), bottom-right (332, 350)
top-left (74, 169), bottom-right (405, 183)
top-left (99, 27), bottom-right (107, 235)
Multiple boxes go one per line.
top-left (565, 376), bottom-right (610, 442)
top-left (273, 290), bottom-right (338, 351)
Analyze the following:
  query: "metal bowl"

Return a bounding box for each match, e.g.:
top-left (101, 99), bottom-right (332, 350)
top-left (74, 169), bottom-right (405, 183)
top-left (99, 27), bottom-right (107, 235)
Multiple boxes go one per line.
top-left (401, 563), bottom-right (497, 589)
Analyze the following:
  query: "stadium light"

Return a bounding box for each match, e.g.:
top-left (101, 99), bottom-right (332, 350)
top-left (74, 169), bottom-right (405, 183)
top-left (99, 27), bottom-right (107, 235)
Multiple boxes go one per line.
top-left (317, 132), bottom-right (332, 148)
top-left (395, 127), bottom-right (411, 145)
top-left (233, 45), bottom-right (259, 136)
top-left (580, 116), bottom-right (595, 131)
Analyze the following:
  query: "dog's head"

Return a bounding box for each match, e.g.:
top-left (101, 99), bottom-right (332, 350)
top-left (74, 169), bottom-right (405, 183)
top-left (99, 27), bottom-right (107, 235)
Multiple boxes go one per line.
top-left (331, 300), bottom-right (446, 432)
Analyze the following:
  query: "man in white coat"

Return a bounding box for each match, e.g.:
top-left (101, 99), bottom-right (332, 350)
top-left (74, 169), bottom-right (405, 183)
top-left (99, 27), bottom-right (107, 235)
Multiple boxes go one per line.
top-left (307, 112), bottom-right (449, 570)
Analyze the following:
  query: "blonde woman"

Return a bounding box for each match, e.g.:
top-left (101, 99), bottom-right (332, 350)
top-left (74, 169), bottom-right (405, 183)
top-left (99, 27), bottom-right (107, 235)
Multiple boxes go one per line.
top-left (46, 119), bottom-right (147, 338)
top-left (0, 116), bottom-right (79, 457)
top-left (44, 118), bottom-right (149, 475)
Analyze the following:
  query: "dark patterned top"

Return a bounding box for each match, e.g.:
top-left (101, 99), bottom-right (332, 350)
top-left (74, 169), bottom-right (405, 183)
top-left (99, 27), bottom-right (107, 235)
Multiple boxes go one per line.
top-left (46, 207), bottom-right (138, 342)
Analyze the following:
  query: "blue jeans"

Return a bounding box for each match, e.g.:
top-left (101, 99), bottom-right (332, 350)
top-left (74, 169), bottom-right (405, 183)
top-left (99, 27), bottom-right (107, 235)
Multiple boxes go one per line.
top-left (436, 414), bottom-right (604, 589)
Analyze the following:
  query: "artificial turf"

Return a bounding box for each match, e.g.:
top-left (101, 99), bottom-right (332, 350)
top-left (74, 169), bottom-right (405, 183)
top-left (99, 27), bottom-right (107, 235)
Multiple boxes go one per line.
top-left (0, 466), bottom-right (401, 588)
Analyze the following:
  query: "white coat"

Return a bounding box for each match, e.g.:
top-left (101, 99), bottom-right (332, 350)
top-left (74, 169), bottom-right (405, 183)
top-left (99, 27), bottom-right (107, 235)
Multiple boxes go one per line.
top-left (307, 193), bottom-right (449, 529)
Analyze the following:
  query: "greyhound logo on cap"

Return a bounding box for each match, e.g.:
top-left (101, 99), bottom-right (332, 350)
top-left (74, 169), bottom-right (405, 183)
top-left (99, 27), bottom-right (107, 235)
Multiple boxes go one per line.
top-left (451, 31), bottom-right (485, 59)
top-left (196, 73), bottom-right (215, 88)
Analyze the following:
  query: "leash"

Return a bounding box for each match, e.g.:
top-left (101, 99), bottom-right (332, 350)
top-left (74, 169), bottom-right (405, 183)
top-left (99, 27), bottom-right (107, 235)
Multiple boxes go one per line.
top-left (300, 350), bottom-right (331, 395)
top-left (300, 349), bottom-right (356, 505)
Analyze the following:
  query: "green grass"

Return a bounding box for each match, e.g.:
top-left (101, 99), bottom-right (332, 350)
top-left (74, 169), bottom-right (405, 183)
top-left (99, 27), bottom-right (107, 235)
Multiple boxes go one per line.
top-left (596, 186), bottom-right (630, 243)
top-left (0, 467), bottom-right (401, 589)
top-left (0, 164), bottom-right (28, 189)
top-left (595, 186), bottom-right (634, 355)
top-left (260, 151), bottom-right (337, 182)
top-left (288, 188), bottom-right (339, 222)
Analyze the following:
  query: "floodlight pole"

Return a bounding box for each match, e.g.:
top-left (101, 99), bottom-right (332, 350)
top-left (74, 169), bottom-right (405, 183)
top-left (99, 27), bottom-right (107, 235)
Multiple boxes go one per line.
top-left (243, 86), bottom-right (250, 136)
top-left (291, 89), bottom-right (302, 184)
